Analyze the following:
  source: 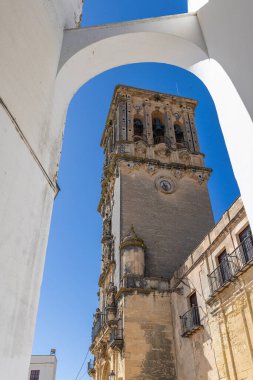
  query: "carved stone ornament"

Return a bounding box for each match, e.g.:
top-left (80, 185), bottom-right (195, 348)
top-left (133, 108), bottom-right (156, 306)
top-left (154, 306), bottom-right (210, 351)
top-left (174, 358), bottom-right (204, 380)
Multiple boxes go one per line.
top-left (188, 169), bottom-right (210, 184)
top-left (155, 176), bottom-right (176, 194)
top-left (134, 141), bottom-right (147, 157)
top-left (124, 161), bottom-right (141, 174)
top-left (171, 168), bottom-right (183, 179)
top-left (174, 112), bottom-right (181, 120)
top-left (106, 282), bottom-right (117, 307)
top-left (178, 149), bottom-right (191, 164)
top-left (120, 225), bottom-right (145, 249)
top-left (103, 215), bottom-right (111, 237)
top-left (154, 143), bottom-right (170, 158)
top-left (93, 308), bottom-right (101, 324)
top-left (102, 242), bottom-right (111, 265)
top-left (145, 164), bottom-right (157, 175)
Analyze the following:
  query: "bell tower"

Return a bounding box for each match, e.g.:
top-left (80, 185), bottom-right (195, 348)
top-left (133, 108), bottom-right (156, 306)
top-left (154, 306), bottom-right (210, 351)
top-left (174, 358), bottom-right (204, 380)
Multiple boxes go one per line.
top-left (89, 85), bottom-right (214, 380)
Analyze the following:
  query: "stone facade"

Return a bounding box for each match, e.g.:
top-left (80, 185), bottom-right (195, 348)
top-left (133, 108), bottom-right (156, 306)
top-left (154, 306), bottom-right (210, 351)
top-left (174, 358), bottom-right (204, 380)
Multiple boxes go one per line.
top-left (171, 196), bottom-right (253, 380)
top-left (88, 86), bottom-right (253, 380)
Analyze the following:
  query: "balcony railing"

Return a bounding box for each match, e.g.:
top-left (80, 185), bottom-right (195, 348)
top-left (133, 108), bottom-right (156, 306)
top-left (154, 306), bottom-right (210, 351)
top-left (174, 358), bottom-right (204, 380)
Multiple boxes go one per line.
top-left (208, 235), bottom-right (253, 295)
top-left (180, 306), bottom-right (201, 337)
top-left (208, 257), bottom-right (232, 294)
top-left (109, 327), bottom-right (123, 350)
top-left (87, 359), bottom-right (95, 375)
top-left (92, 313), bottom-right (106, 342)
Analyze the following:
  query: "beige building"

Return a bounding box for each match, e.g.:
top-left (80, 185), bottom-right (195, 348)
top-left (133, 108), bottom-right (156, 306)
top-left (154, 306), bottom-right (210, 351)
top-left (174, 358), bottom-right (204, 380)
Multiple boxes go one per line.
top-left (28, 350), bottom-right (57, 380)
top-left (88, 85), bottom-right (253, 380)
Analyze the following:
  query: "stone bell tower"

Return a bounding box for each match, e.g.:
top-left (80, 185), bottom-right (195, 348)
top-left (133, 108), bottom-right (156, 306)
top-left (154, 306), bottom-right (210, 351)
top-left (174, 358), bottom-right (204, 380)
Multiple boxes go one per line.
top-left (88, 85), bottom-right (214, 380)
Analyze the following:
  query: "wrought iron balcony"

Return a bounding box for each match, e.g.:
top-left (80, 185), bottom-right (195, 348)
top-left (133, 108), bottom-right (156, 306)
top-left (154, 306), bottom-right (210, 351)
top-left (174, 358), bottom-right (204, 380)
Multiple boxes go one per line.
top-left (208, 257), bottom-right (232, 294)
top-left (92, 313), bottom-right (106, 342)
top-left (208, 235), bottom-right (253, 296)
top-left (109, 327), bottom-right (123, 350)
top-left (230, 234), bottom-right (253, 272)
top-left (87, 359), bottom-right (95, 376)
top-left (180, 306), bottom-right (201, 337)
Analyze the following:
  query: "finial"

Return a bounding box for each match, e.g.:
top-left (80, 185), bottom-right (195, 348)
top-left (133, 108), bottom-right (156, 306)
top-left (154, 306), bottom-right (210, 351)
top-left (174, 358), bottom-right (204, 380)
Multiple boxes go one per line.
top-left (120, 225), bottom-right (145, 249)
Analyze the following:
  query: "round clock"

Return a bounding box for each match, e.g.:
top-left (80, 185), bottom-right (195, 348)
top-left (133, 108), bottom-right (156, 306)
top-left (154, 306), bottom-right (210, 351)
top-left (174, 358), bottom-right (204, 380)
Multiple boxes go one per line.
top-left (155, 177), bottom-right (176, 194)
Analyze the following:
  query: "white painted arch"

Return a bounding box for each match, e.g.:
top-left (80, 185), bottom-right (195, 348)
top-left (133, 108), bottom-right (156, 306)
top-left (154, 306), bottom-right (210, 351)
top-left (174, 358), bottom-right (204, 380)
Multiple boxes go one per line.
top-left (51, 10), bottom-right (253, 231)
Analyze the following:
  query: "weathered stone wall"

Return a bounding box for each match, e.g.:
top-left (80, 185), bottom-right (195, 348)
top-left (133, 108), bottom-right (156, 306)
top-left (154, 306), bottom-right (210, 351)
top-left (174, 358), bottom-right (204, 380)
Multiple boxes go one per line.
top-left (171, 197), bottom-right (253, 380)
top-left (120, 165), bottom-right (214, 278)
top-left (122, 292), bottom-right (176, 380)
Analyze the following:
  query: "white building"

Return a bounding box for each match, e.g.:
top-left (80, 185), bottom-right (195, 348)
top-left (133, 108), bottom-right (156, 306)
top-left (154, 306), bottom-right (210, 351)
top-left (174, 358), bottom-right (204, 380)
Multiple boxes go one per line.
top-left (28, 350), bottom-right (57, 380)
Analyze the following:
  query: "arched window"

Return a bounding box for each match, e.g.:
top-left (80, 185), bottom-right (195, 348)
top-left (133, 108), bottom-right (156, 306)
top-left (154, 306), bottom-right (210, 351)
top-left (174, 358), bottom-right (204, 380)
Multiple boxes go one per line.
top-left (174, 124), bottom-right (185, 144)
top-left (152, 117), bottom-right (165, 144)
top-left (133, 118), bottom-right (144, 141)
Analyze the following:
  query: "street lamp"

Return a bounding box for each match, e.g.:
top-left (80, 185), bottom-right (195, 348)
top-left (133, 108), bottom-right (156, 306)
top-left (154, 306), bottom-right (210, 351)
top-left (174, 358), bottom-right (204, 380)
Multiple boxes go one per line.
top-left (109, 370), bottom-right (116, 380)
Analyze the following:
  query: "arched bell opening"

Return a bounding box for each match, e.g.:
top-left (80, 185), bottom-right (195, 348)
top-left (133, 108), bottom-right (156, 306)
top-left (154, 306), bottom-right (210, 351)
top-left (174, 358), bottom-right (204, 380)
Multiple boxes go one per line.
top-left (152, 111), bottom-right (165, 145)
top-left (133, 117), bottom-right (145, 142)
top-left (174, 123), bottom-right (187, 149)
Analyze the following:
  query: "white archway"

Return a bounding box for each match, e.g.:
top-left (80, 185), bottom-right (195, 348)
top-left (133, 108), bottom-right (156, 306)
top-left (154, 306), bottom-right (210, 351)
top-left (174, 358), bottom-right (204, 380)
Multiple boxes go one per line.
top-left (50, 27), bottom-right (253, 229)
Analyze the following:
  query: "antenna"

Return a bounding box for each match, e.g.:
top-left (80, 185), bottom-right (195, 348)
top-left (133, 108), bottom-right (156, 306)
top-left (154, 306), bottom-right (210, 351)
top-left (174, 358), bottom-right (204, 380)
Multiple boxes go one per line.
top-left (176, 82), bottom-right (179, 95)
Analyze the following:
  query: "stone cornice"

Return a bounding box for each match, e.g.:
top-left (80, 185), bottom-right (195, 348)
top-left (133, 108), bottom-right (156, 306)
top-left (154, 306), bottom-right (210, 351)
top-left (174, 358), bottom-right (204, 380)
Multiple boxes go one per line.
top-left (98, 153), bottom-right (212, 213)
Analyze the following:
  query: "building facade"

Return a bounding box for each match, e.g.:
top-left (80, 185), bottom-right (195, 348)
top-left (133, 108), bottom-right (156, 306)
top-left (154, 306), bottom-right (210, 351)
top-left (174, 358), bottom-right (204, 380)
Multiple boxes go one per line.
top-left (28, 350), bottom-right (57, 380)
top-left (87, 85), bottom-right (252, 379)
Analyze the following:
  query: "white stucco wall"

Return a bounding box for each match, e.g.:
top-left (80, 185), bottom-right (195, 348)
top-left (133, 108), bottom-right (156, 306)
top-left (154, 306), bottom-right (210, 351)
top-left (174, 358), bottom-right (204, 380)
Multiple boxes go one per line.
top-left (28, 355), bottom-right (57, 380)
top-left (0, 1), bottom-right (82, 380)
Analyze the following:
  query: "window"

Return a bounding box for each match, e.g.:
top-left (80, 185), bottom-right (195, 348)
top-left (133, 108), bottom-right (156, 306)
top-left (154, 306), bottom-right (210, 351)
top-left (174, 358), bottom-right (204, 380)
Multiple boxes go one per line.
top-left (189, 292), bottom-right (198, 308)
top-left (239, 225), bottom-right (253, 263)
top-left (189, 292), bottom-right (200, 327)
top-left (174, 124), bottom-right (184, 144)
top-left (30, 370), bottom-right (40, 380)
top-left (180, 292), bottom-right (201, 337)
top-left (217, 250), bottom-right (231, 283)
top-left (133, 118), bottom-right (144, 138)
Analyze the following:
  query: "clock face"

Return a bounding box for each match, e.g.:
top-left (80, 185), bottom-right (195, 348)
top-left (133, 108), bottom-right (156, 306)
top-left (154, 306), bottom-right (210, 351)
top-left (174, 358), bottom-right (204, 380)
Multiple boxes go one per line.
top-left (155, 177), bottom-right (175, 194)
top-left (160, 179), bottom-right (172, 193)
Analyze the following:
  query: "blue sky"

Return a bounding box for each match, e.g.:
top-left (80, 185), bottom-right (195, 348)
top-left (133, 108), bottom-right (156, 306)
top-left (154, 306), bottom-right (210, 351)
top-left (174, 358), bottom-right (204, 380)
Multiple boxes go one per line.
top-left (32, 1), bottom-right (239, 380)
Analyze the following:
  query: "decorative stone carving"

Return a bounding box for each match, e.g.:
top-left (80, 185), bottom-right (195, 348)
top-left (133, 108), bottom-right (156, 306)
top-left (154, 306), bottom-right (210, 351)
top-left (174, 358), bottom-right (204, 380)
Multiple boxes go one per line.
top-left (145, 164), bottom-right (157, 175)
top-left (134, 141), bottom-right (147, 157)
top-left (123, 161), bottom-right (141, 174)
top-left (93, 308), bottom-right (101, 324)
top-left (171, 168), bottom-right (183, 179)
top-left (120, 225), bottom-right (145, 250)
top-left (174, 112), bottom-right (181, 120)
top-left (178, 149), bottom-right (191, 164)
top-left (102, 215), bottom-right (112, 243)
top-left (106, 282), bottom-right (117, 308)
top-left (154, 143), bottom-right (170, 158)
top-left (102, 243), bottom-right (112, 266)
top-left (155, 176), bottom-right (176, 194)
top-left (188, 169), bottom-right (210, 184)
